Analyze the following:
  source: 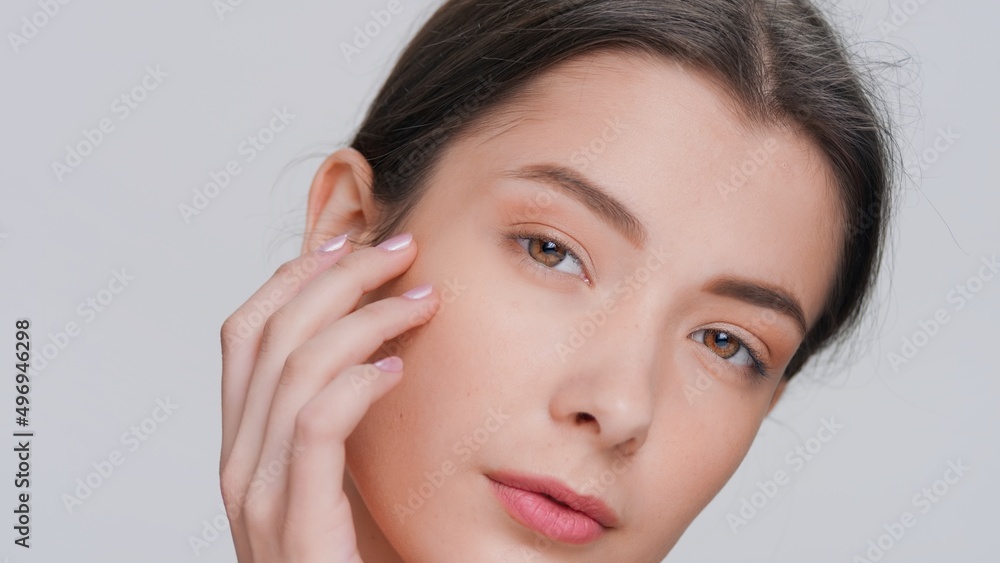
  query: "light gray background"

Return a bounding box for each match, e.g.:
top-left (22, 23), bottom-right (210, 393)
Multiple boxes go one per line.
top-left (1, 1), bottom-right (996, 561)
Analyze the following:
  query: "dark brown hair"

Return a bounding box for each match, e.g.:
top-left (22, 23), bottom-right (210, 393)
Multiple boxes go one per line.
top-left (346, 0), bottom-right (896, 379)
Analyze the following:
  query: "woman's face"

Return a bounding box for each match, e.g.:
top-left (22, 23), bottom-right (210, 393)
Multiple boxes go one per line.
top-left (336, 51), bottom-right (843, 562)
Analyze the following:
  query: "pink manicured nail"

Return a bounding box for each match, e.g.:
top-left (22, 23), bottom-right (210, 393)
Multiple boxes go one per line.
top-left (374, 356), bottom-right (403, 372)
top-left (319, 233), bottom-right (349, 252)
top-left (402, 283), bottom-right (433, 300)
top-left (376, 232), bottom-right (413, 251)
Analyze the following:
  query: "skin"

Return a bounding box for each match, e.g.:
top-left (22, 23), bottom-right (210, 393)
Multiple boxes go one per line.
top-left (220, 50), bottom-right (843, 562)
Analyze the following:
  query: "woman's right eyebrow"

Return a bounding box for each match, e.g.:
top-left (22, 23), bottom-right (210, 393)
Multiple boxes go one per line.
top-left (500, 164), bottom-right (650, 250)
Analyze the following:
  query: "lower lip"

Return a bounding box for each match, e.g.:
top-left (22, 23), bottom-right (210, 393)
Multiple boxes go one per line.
top-left (489, 478), bottom-right (605, 544)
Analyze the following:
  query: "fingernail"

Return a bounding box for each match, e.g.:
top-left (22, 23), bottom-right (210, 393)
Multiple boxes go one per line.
top-left (319, 233), bottom-right (349, 253)
top-left (374, 356), bottom-right (403, 372)
top-left (376, 232), bottom-right (413, 252)
top-left (402, 283), bottom-right (433, 300)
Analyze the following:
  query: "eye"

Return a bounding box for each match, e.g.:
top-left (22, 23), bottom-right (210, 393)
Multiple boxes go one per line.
top-left (505, 228), bottom-right (590, 283)
top-left (690, 328), bottom-right (769, 380)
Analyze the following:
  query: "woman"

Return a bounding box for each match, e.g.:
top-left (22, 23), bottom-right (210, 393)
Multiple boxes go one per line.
top-left (218, 0), bottom-right (895, 560)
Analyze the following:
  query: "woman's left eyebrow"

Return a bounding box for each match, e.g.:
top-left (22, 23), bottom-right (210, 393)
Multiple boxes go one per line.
top-left (500, 164), bottom-right (649, 249)
top-left (705, 276), bottom-right (808, 336)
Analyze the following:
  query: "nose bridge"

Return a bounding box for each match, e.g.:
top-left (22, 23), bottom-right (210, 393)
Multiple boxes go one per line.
top-left (549, 284), bottom-right (662, 452)
top-left (558, 255), bottom-right (665, 361)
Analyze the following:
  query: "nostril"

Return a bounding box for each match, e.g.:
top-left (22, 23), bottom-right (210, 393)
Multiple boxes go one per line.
top-left (575, 412), bottom-right (596, 424)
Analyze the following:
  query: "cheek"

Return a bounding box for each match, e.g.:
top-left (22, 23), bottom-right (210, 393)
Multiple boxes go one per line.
top-left (630, 362), bottom-right (774, 526)
top-left (346, 232), bottom-right (574, 466)
top-left (660, 409), bottom-right (762, 491)
top-left (345, 249), bottom-right (512, 489)
top-left (343, 301), bottom-right (484, 529)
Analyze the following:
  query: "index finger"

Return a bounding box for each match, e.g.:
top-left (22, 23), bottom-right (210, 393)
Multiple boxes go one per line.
top-left (220, 234), bottom-right (351, 464)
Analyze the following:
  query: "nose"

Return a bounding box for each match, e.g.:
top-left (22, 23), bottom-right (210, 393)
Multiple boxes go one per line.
top-left (548, 322), bottom-right (656, 455)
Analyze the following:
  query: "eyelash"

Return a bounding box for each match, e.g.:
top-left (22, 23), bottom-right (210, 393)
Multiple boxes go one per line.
top-left (501, 227), bottom-right (773, 382)
top-left (502, 227), bottom-right (592, 284)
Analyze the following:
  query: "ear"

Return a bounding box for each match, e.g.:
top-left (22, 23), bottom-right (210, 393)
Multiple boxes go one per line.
top-left (300, 147), bottom-right (379, 255)
top-left (765, 377), bottom-right (788, 416)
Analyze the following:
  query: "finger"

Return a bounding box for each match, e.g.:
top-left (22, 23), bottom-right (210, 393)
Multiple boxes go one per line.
top-left (225, 235), bottom-right (419, 495)
top-left (283, 359), bottom-right (404, 562)
top-left (220, 236), bottom-right (350, 563)
top-left (254, 287), bottom-right (439, 488)
top-left (221, 234), bottom-right (351, 463)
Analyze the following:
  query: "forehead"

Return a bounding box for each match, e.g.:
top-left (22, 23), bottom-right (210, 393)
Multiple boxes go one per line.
top-left (429, 50), bottom-right (844, 325)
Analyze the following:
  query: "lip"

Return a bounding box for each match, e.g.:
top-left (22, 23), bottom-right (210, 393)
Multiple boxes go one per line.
top-left (487, 471), bottom-right (618, 545)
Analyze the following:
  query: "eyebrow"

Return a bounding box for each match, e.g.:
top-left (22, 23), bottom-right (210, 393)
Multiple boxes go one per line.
top-left (500, 164), bottom-right (649, 249)
top-left (500, 164), bottom-right (807, 334)
top-left (706, 277), bottom-right (808, 336)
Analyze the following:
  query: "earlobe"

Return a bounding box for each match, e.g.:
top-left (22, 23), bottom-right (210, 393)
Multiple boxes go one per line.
top-left (301, 147), bottom-right (379, 255)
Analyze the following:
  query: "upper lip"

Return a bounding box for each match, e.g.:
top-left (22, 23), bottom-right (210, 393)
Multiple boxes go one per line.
top-left (487, 470), bottom-right (620, 528)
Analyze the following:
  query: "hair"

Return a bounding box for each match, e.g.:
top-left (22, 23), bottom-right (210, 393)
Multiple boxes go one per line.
top-left (345, 0), bottom-right (896, 380)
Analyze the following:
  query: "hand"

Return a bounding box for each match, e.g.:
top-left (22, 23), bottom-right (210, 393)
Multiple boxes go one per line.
top-left (218, 232), bottom-right (439, 562)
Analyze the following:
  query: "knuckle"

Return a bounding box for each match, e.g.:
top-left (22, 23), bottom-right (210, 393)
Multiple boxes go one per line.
top-left (242, 493), bottom-right (275, 531)
top-left (219, 465), bottom-right (247, 511)
top-left (278, 349), bottom-right (310, 386)
top-left (294, 400), bottom-right (340, 443)
top-left (273, 260), bottom-right (296, 280)
top-left (220, 315), bottom-right (241, 351)
top-left (241, 476), bottom-right (281, 529)
top-left (259, 307), bottom-right (292, 351)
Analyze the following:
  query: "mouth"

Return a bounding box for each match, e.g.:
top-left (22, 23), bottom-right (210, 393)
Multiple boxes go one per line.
top-left (486, 471), bottom-right (618, 545)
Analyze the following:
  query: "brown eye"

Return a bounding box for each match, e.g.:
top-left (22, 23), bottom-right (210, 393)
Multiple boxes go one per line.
top-left (527, 237), bottom-right (569, 268)
top-left (513, 234), bottom-right (587, 280)
top-left (690, 329), bottom-right (767, 377)
top-left (701, 329), bottom-right (740, 359)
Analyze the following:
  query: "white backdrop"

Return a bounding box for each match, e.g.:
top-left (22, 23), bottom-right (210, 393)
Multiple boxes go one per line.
top-left (1, 1), bottom-right (996, 561)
